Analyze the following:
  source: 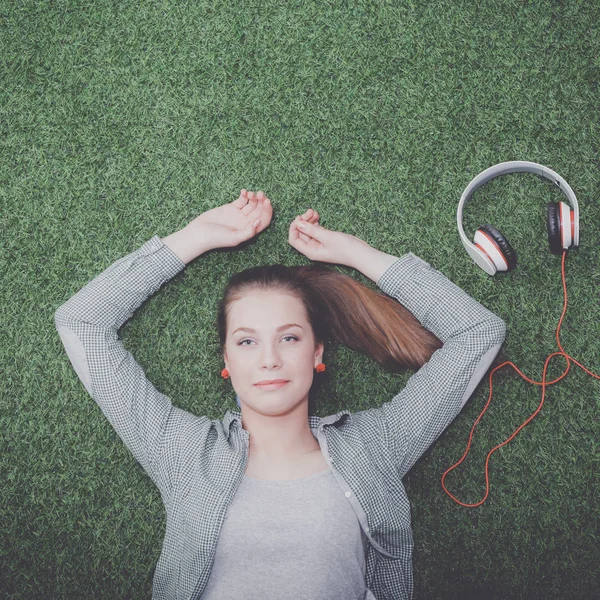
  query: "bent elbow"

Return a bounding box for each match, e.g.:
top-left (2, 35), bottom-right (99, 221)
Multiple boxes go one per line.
top-left (483, 317), bottom-right (507, 346)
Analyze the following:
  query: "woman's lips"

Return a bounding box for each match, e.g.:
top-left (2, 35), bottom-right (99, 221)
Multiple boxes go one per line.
top-left (253, 381), bottom-right (290, 390)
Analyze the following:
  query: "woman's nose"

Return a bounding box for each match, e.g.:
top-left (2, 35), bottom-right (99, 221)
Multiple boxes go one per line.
top-left (259, 346), bottom-right (282, 367)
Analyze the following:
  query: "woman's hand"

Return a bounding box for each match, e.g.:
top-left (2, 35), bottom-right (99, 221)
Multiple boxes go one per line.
top-left (288, 208), bottom-right (373, 268)
top-left (187, 189), bottom-right (273, 251)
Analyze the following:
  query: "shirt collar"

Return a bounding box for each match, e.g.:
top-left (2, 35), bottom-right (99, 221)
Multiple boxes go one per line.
top-left (223, 408), bottom-right (353, 439)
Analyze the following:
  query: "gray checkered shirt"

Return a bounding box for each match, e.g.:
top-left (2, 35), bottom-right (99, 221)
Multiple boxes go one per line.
top-left (54, 234), bottom-right (506, 599)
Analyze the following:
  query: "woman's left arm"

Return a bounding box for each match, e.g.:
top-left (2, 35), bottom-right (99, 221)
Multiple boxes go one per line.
top-left (352, 247), bottom-right (507, 480)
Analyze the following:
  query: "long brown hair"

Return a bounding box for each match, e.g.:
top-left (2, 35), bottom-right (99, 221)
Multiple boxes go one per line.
top-left (216, 263), bottom-right (454, 410)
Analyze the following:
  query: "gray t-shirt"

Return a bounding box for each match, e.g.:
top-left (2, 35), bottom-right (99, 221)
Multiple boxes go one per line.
top-left (200, 466), bottom-right (372, 599)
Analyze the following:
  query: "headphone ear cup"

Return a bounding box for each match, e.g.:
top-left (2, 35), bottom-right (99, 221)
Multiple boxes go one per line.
top-left (478, 224), bottom-right (518, 271)
top-left (547, 202), bottom-right (563, 255)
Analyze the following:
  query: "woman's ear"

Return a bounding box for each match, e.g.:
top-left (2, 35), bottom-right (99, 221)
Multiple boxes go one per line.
top-left (315, 341), bottom-right (325, 363)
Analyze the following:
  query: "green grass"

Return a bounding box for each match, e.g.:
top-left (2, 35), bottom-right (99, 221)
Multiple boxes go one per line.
top-left (2, 0), bottom-right (599, 598)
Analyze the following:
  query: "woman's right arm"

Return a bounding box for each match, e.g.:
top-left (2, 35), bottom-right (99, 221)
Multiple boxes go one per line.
top-left (161, 225), bottom-right (210, 265)
top-left (54, 231), bottom-right (210, 505)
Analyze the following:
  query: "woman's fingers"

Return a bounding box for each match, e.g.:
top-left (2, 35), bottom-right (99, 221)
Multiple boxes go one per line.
top-left (290, 218), bottom-right (309, 245)
top-left (302, 208), bottom-right (317, 220)
top-left (293, 209), bottom-right (320, 243)
top-left (238, 190), bottom-right (271, 221)
top-left (241, 191), bottom-right (258, 214)
top-left (299, 208), bottom-right (319, 223)
top-left (292, 216), bottom-right (309, 243)
top-left (232, 189), bottom-right (249, 208)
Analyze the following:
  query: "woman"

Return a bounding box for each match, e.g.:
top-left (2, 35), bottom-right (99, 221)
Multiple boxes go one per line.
top-left (54, 190), bottom-right (506, 600)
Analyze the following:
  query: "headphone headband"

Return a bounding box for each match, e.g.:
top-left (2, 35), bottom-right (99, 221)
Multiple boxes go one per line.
top-left (457, 161), bottom-right (580, 256)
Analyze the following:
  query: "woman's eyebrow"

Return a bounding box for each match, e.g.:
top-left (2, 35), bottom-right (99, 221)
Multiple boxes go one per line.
top-left (233, 323), bottom-right (304, 335)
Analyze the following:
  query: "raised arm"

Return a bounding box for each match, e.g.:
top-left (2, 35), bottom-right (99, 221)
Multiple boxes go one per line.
top-left (54, 228), bottom-right (210, 505)
top-left (350, 245), bottom-right (506, 480)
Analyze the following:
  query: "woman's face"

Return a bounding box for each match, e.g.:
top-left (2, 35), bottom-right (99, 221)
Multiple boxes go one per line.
top-left (223, 291), bottom-right (324, 413)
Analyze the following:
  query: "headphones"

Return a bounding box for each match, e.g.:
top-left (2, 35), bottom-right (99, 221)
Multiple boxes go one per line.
top-left (457, 160), bottom-right (580, 275)
top-left (443, 160), bottom-right (600, 508)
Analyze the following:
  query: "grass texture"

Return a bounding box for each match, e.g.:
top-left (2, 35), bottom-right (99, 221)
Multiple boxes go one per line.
top-left (1, 0), bottom-right (599, 598)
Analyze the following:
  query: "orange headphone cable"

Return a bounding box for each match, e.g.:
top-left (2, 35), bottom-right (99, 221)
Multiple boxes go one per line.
top-left (441, 249), bottom-right (600, 507)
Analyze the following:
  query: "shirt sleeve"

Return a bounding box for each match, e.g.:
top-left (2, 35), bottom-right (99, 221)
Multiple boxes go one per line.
top-left (359, 252), bottom-right (507, 480)
top-left (53, 234), bottom-right (197, 504)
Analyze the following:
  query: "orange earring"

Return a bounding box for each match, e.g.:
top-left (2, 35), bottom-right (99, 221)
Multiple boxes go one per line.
top-left (221, 363), bottom-right (326, 379)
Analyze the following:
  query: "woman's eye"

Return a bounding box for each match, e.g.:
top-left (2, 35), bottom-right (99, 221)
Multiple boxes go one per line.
top-left (238, 336), bottom-right (298, 346)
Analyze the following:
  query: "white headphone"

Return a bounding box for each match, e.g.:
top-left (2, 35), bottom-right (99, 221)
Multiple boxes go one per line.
top-left (457, 161), bottom-right (580, 275)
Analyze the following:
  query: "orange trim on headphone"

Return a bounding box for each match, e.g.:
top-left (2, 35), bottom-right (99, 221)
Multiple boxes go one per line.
top-left (474, 243), bottom-right (492, 263)
top-left (560, 202), bottom-right (565, 249)
top-left (559, 203), bottom-right (576, 249)
top-left (476, 230), bottom-right (509, 269)
top-left (571, 210), bottom-right (575, 242)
